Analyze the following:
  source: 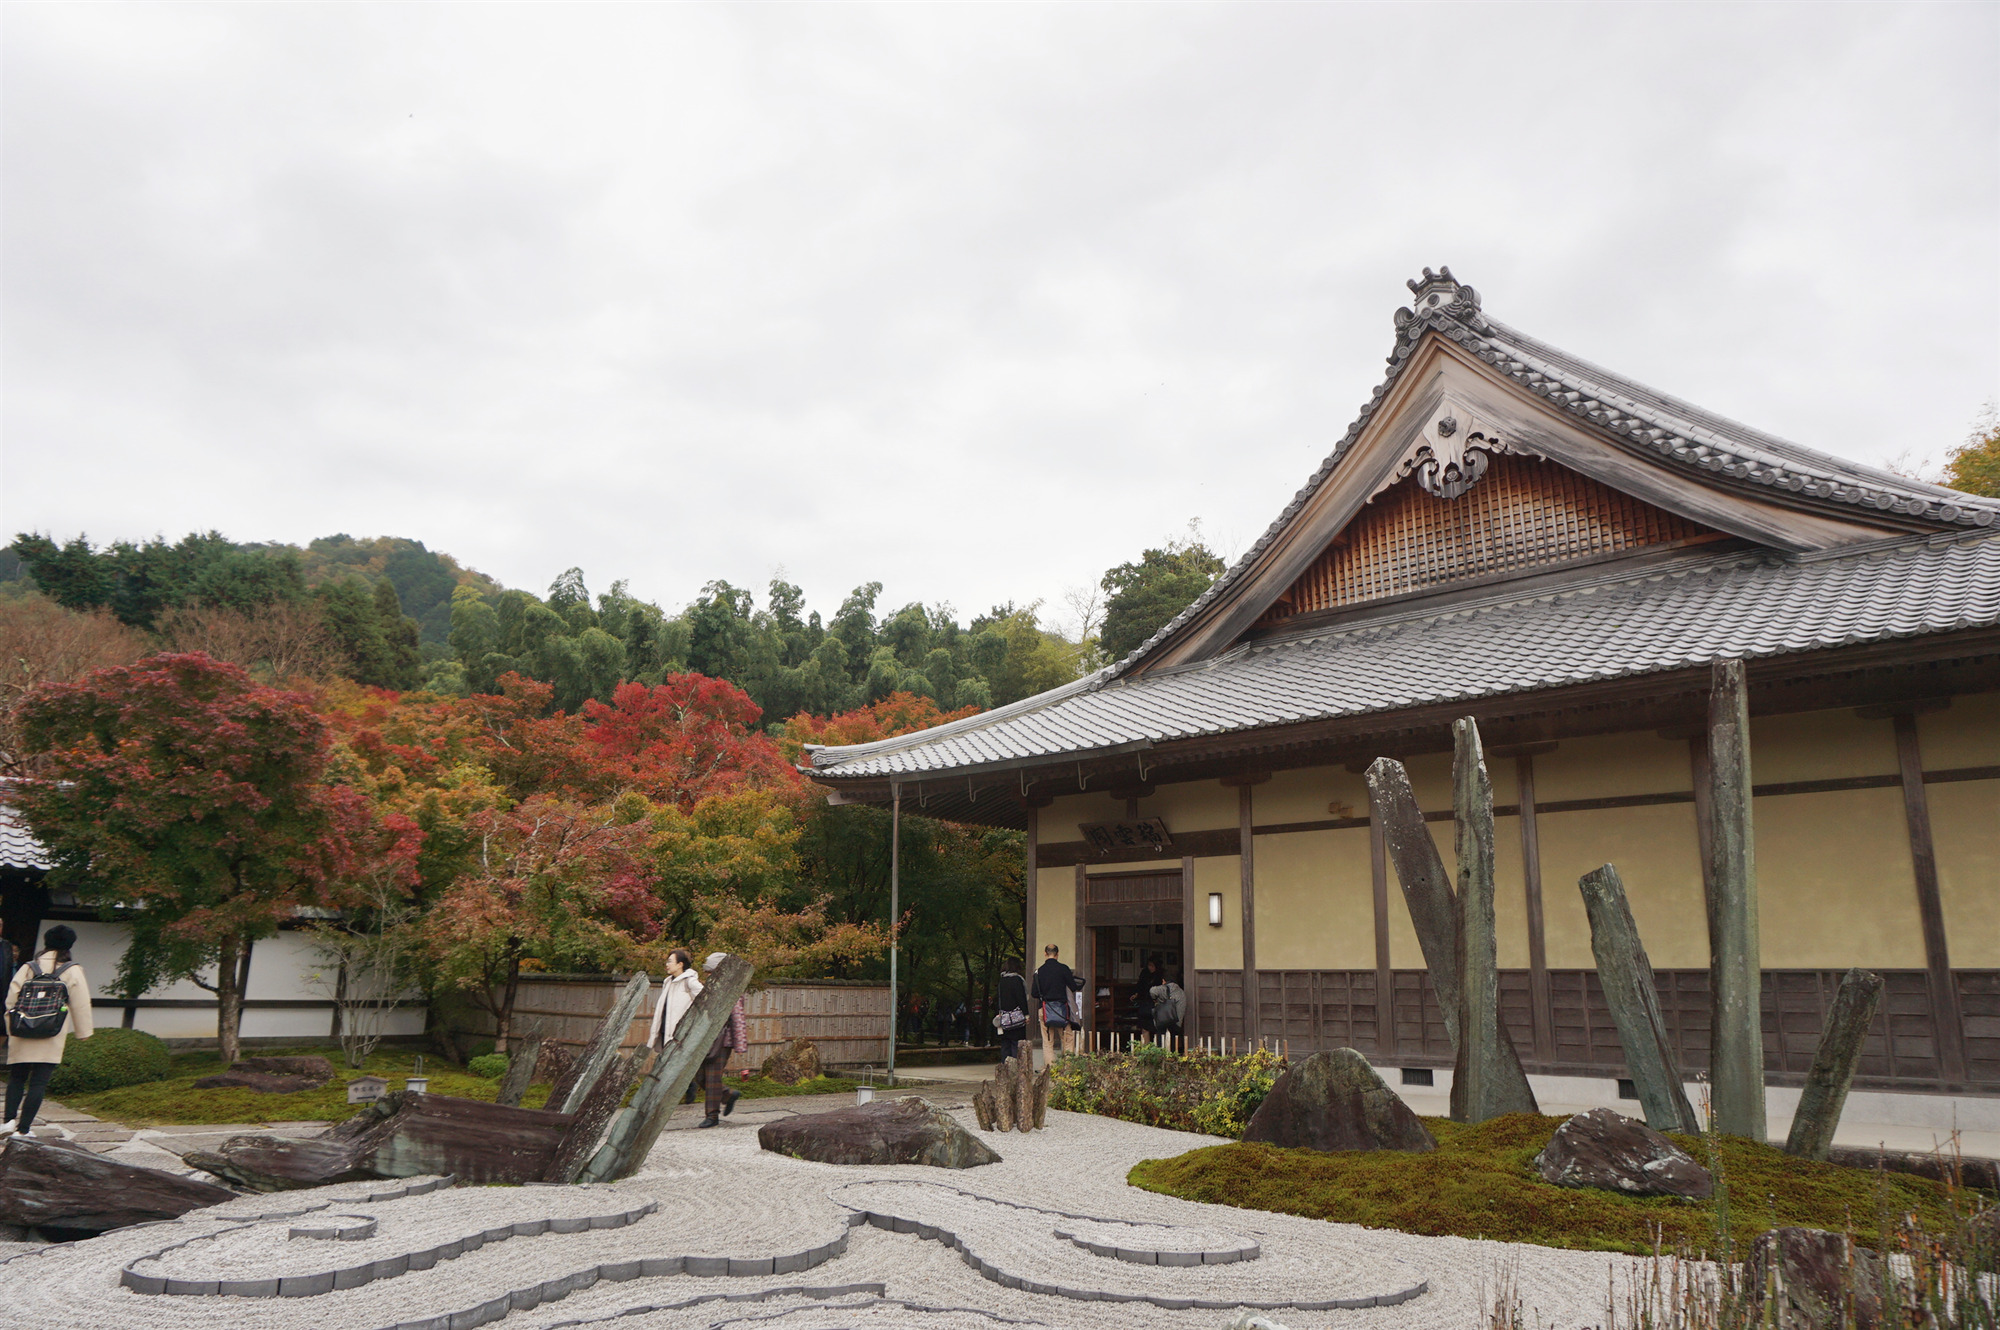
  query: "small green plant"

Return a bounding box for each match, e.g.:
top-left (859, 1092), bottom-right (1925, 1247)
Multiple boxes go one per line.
top-left (466, 1053), bottom-right (509, 1079)
top-left (48, 1027), bottom-right (172, 1096)
top-left (1049, 1045), bottom-right (1285, 1139)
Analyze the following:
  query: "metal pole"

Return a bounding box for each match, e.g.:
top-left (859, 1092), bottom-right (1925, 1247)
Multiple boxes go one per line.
top-left (889, 781), bottom-right (900, 1082)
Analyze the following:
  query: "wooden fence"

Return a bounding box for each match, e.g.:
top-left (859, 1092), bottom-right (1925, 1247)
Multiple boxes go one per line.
top-left (477, 974), bottom-right (890, 1073)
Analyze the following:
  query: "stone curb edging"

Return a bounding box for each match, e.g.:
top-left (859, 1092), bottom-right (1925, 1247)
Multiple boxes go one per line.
top-left (367, 1231), bottom-right (860, 1330)
top-left (120, 1196), bottom-right (657, 1297)
top-left (543, 1290), bottom-right (1050, 1329)
top-left (1051, 1225), bottom-right (1260, 1267)
top-left (290, 1215), bottom-right (380, 1241)
top-left (829, 1192), bottom-right (1427, 1312)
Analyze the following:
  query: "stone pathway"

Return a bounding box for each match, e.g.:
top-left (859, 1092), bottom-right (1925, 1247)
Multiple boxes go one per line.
top-left (0, 1095), bottom-right (1656, 1329)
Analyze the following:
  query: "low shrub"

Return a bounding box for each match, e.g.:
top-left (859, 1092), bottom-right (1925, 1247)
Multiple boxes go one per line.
top-left (47, 1028), bottom-right (173, 1096)
top-left (467, 1053), bottom-right (509, 1079)
top-left (1048, 1046), bottom-right (1285, 1138)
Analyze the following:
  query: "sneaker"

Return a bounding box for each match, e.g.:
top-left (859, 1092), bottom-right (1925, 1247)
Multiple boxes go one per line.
top-left (696, 1114), bottom-right (720, 1129)
top-left (723, 1089), bottom-right (741, 1117)
top-left (0, 1121), bottom-right (13, 1138)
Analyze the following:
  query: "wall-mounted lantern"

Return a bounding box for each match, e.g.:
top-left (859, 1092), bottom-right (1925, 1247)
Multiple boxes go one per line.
top-left (1207, 893), bottom-right (1224, 927)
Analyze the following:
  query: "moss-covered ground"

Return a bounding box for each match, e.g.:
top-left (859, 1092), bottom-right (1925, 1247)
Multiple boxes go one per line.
top-left (63, 1046), bottom-right (856, 1127)
top-left (1127, 1113), bottom-right (1988, 1256)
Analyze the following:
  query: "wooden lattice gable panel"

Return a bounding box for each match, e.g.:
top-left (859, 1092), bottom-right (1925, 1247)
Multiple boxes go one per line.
top-left (1257, 454), bottom-right (1726, 625)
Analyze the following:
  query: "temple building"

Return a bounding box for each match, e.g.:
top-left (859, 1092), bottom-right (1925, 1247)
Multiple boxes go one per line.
top-left (803, 269), bottom-right (2000, 1107)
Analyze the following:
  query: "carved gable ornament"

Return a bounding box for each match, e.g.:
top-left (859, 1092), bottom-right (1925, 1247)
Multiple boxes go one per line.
top-left (1385, 394), bottom-right (1525, 502)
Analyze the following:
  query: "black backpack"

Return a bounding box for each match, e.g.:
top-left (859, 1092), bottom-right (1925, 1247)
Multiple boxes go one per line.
top-left (9, 960), bottom-right (74, 1039)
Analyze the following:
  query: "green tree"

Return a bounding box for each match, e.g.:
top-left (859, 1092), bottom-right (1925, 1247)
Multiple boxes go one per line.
top-left (1943, 409), bottom-right (2000, 498)
top-left (1099, 530), bottom-right (1226, 661)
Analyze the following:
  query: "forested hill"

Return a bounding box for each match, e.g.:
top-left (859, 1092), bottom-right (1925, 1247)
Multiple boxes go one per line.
top-left (3, 529), bottom-right (1225, 727)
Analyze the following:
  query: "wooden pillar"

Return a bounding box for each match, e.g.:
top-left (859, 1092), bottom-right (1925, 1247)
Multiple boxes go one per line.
top-left (1181, 853), bottom-right (1199, 1044)
top-left (1516, 754), bottom-right (1553, 1062)
top-left (1023, 805), bottom-right (1039, 966)
top-left (1705, 659), bottom-right (1765, 1141)
top-left (1239, 782), bottom-right (1257, 1040)
top-left (1370, 813), bottom-right (1393, 1060)
top-left (1892, 713), bottom-right (1968, 1084)
top-left (1074, 864), bottom-right (1089, 1046)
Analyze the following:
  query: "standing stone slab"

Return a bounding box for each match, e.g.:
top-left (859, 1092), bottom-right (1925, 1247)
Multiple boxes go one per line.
top-left (546, 1047), bottom-right (641, 1183)
top-left (557, 972), bottom-right (651, 1116)
top-left (1706, 659), bottom-right (1765, 1141)
top-left (1448, 719), bottom-right (1538, 1123)
top-left (1579, 864), bottom-right (1701, 1135)
top-left (1785, 967), bottom-right (1885, 1161)
top-left (578, 955), bottom-right (753, 1183)
top-left (1364, 757), bottom-right (1461, 1049)
top-left (494, 1025), bottom-right (545, 1109)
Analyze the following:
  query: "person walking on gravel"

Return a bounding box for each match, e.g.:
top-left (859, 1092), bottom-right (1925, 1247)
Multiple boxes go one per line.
top-left (2, 924), bottom-right (92, 1140)
top-left (649, 948), bottom-right (702, 1049)
top-left (696, 953), bottom-right (746, 1128)
top-left (1032, 943), bottom-right (1080, 1061)
top-left (993, 959), bottom-right (1029, 1065)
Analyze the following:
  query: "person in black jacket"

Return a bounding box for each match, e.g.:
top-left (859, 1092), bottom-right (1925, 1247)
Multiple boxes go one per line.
top-left (1031, 944), bottom-right (1079, 1061)
top-left (994, 960), bottom-right (1029, 1064)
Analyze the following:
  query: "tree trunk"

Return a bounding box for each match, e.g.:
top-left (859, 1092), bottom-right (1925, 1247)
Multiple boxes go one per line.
top-left (494, 953), bottom-right (522, 1053)
top-left (215, 934), bottom-right (250, 1066)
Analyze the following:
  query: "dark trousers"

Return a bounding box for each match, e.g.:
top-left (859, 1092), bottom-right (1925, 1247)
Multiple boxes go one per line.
top-left (6, 1063), bottom-right (54, 1133)
top-left (701, 1051), bottom-right (729, 1116)
top-left (1000, 1032), bottom-right (1024, 1064)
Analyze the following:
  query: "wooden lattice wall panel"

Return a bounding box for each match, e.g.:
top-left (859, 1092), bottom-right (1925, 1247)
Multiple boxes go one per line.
top-left (1260, 455), bottom-right (1718, 624)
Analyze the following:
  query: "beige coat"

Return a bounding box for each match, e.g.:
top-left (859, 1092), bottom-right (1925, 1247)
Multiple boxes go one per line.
top-left (647, 970), bottom-right (703, 1048)
top-left (6, 953), bottom-right (94, 1064)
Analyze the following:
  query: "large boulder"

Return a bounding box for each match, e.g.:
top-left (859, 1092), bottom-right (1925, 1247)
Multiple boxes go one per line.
top-left (1534, 1108), bottom-right (1711, 1199)
top-left (0, 1136), bottom-right (235, 1234)
top-left (1742, 1227), bottom-right (1885, 1329)
top-left (760, 1038), bottom-right (822, 1086)
top-left (758, 1096), bottom-right (999, 1169)
top-left (1241, 1049), bottom-right (1436, 1153)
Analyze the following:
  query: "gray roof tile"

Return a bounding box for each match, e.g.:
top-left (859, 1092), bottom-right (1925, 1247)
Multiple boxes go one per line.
top-left (808, 532), bottom-right (2000, 779)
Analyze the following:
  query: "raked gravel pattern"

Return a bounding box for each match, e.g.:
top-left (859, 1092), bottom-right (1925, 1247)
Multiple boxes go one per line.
top-left (0, 1100), bottom-right (1662, 1329)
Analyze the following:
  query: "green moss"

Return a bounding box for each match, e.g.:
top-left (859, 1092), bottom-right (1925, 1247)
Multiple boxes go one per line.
top-left (467, 1053), bottom-right (509, 1079)
top-left (733, 1074), bottom-right (861, 1099)
top-left (47, 1028), bottom-right (173, 1096)
top-left (1127, 1114), bottom-right (1982, 1256)
top-left (1049, 1048), bottom-right (1285, 1138)
top-left (63, 1047), bottom-right (549, 1126)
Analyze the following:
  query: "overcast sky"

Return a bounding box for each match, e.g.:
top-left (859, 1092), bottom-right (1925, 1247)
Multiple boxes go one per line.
top-left (4, 3), bottom-right (1995, 633)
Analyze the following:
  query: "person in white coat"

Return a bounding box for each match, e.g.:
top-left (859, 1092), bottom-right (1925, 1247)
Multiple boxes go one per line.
top-left (3, 925), bottom-right (93, 1139)
top-left (648, 948), bottom-right (702, 1049)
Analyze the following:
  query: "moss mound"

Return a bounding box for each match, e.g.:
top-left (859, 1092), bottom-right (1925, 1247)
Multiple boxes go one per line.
top-left (467, 1053), bottom-right (509, 1079)
top-left (47, 1028), bottom-right (172, 1096)
top-left (1128, 1113), bottom-right (1981, 1255)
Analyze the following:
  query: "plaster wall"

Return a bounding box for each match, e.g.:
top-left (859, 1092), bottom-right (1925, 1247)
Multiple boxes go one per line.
top-left (1251, 828), bottom-right (1375, 969)
top-left (1754, 787), bottom-right (1927, 968)
top-left (1917, 691), bottom-right (2000, 770)
top-left (1533, 731), bottom-right (1692, 801)
top-left (1033, 866), bottom-right (1075, 960)
top-left (1190, 855), bottom-right (1243, 971)
top-left (1930, 779), bottom-right (2000, 968)
top-left (1750, 709), bottom-right (1899, 783)
top-left (1535, 803), bottom-right (1707, 969)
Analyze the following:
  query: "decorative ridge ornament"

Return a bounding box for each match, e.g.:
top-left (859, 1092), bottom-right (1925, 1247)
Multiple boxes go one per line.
top-left (1379, 395), bottom-right (1523, 501)
top-left (1393, 265), bottom-right (1490, 358)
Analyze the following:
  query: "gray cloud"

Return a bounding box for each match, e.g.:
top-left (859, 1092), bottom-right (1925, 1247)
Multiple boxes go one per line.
top-left (4, 3), bottom-right (1994, 628)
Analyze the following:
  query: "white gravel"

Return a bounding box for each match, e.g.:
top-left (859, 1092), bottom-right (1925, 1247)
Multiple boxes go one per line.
top-left (0, 1099), bottom-right (1659, 1329)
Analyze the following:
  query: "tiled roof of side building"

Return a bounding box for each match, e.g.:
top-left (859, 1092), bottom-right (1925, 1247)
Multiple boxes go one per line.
top-left (806, 530), bottom-right (2000, 779)
top-left (1097, 270), bottom-right (2000, 683)
top-left (0, 800), bottom-right (51, 872)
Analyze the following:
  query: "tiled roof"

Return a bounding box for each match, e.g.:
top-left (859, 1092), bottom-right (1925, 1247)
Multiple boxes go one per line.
top-left (0, 800), bottom-right (50, 872)
top-left (806, 531), bottom-right (2000, 779)
top-left (1101, 269), bottom-right (2000, 681)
